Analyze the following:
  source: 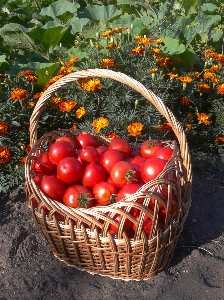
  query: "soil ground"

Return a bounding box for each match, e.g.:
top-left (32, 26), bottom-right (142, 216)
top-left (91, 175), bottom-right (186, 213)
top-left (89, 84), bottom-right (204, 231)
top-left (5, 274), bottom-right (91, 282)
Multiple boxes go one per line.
top-left (0, 170), bottom-right (224, 300)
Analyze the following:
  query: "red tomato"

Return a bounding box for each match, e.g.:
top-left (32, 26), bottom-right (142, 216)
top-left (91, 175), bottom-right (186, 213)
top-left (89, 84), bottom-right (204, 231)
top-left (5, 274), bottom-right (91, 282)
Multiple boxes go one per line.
top-left (63, 185), bottom-right (94, 208)
top-left (140, 140), bottom-right (162, 159)
top-left (96, 145), bottom-right (108, 156)
top-left (48, 140), bottom-right (74, 165)
top-left (109, 212), bottom-right (132, 236)
top-left (40, 175), bottom-right (68, 201)
top-left (110, 161), bottom-right (139, 188)
top-left (56, 136), bottom-right (77, 152)
top-left (154, 147), bottom-right (173, 161)
top-left (141, 157), bottom-right (167, 183)
top-left (79, 146), bottom-right (101, 165)
top-left (35, 153), bottom-right (56, 175)
top-left (32, 173), bottom-right (44, 187)
top-left (130, 156), bottom-right (146, 182)
top-left (57, 157), bottom-right (84, 185)
top-left (108, 137), bottom-right (131, 158)
top-left (93, 181), bottom-right (118, 205)
top-left (116, 183), bottom-right (142, 202)
top-left (100, 149), bottom-right (124, 173)
top-left (132, 212), bottom-right (152, 236)
top-left (32, 158), bottom-right (42, 174)
top-left (82, 162), bottom-right (106, 187)
top-left (76, 133), bottom-right (99, 149)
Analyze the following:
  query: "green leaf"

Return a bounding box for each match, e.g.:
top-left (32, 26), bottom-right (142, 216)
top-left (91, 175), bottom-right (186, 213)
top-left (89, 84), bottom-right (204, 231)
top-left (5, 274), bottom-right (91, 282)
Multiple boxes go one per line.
top-left (183, 0), bottom-right (198, 15)
top-left (27, 26), bottom-right (68, 52)
top-left (171, 50), bottom-right (201, 69)
top-left (39, 0), bottom-right (79, 19)
top-left (66, 17), bottom-right (89, 35)
top-left (0, 23), bottom-right (28, 34)
top-left (111, 15), bottom-right (135, 28)
top-left (82, 20), bottom-right (107, 39)
top-left (0, 55), bottom-right (8, 65)
top-left (79, 4), bottom-right (122, 23)
top-left (34, 63), bottom-right (61, 88)
top-left (201, 3), bottom-right (218, 12)
top-left (160, 37), bottom-right (185, 55)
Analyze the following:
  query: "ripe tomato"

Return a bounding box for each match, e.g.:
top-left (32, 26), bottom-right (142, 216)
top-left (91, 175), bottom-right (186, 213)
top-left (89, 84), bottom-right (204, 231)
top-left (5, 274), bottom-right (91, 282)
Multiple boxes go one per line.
top-left (48, 140), bottom-right (74, 165)
top-left (108, 137), bottom-right (131, 158)
top-left (100, 149), bottom-right (124, 173)
top-left (141, 157), bottom-right (167, 183)
top-left (57, 157), bottom-right (84, 185)
top-left (109, 212), bottom-right (132, 236)
top-left (154, 147), bottom-right (173, 161)
top-left (110, 161), bottom-right (139, 188)
top-left (140, 140), bottom-right (162, 159)
top-left (130, 155), bottom-right (146, 182)
top-left (96, 145), bottom-right (108, 156)
top-left (32, 173), bottom-right (44, 187)
top-left (35, 153), bottom-right (56, 175)
top-left (56, 136), bottom-right (77, 152)
top-left (82, 162), bottom-right (106, 187)
top-left (76, 133), bottom-right (99, 149)
top-left (32, 158), bottom-right (42, 174)
top-left (132, 212), bottom-right (152, 236)
top-left (63, 185), bottom-right (94, 208)
top-left (93, 181), bottom-right (118, 205)
top-left (40, 175), bottom-right (68, 201)
top-left (116, 183), bottom-right (142, 202)
top-left (79, 146), bottom-right (101, 165)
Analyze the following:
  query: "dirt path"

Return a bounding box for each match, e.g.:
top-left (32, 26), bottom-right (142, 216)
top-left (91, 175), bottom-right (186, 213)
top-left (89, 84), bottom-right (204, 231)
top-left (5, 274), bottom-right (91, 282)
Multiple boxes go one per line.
top-left (0, 171), bottom-right (224, 300)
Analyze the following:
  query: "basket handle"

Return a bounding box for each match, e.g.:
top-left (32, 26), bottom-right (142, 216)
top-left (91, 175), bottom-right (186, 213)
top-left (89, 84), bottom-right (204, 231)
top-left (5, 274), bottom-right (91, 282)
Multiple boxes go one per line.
top-left (30, 69), bottom-right (192, 187)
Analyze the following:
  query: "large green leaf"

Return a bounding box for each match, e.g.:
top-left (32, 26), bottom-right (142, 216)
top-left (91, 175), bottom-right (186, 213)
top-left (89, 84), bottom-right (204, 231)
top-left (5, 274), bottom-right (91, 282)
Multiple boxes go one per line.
top-left (0, 23), bottom-right (28, 34)
top-left (27, 26), bottom-right (68, 52)
top-left (160, 37), bottom-right (185, 55)
top-left (39, 0), bottom-right (79, 19)
top-left (79, 4), bottom-right (122, 23)
top-left (111, 15), bottom-right (135, 28)
top-left (182, 0), bottom-right (198, 15)
top-left (82, 20), bottom-right (107, 39)
top-left (201, 3), bottom-right (218, 12)
top-left (66, 17), bottom-right (89, 35)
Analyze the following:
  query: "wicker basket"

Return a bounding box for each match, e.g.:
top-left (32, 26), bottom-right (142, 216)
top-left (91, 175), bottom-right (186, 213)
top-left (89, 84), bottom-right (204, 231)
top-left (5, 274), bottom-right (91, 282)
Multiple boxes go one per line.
top-left (25, 69), bottom-right (192, 281)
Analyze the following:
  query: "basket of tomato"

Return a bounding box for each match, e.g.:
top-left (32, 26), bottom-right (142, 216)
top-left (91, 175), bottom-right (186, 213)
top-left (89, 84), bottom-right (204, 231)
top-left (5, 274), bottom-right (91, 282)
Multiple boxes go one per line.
top-left (25, 69), bottom-right (192, 281)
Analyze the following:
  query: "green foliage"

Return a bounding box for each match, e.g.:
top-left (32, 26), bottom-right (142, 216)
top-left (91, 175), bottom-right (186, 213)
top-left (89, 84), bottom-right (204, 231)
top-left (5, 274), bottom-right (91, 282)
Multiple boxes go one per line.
top-left (0, 0), bottom-right (224, 194)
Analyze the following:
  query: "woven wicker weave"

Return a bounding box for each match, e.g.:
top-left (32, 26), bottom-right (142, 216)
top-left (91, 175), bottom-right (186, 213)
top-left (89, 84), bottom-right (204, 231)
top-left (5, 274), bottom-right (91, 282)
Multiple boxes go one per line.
top-left (25, 69), bottom-right (192, 281)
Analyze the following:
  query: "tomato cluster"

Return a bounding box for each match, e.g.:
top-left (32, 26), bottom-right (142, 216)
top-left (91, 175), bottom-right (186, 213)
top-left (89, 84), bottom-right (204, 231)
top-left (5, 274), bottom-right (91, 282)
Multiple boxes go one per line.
top-left (32, 133), bottom-right (176, 237)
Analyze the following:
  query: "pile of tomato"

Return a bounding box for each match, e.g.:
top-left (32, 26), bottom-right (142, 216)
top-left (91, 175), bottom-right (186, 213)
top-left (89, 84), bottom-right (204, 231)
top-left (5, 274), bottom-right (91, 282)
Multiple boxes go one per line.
top-left (32, 132), bottom-right (176, 237)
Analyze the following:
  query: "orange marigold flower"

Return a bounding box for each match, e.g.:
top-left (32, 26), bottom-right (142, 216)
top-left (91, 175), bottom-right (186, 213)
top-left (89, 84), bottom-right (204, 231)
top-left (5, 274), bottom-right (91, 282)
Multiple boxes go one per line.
top-left (106, 43), bottom-right (119, 50)
top-left (155, 39), bottom-right (165, 45)
top-left (197, 113), bottom-right (210, 125)
top-left (25, 74), bottom-right (38, 83)
top-left (150, 48), bottom-right (162, 56)
top-left (167, 72), bottom-right (179, 80)
top-left (51, 97), bottom-right (62, 107)
top-left (134, 36), bottom-right (141, 40)
top-left (57, 65), bottom-right (73, 76)
top-left (100, 58), bottom-right (115, 68)
top-left (217, 83), bottom-right (224, 94)
top-left (130, 46), bottom-right (145, 55)
top-left (150, 68), bottom-right (158, 73)
top-left (60, 100), bottom-right (77, 112)
top-left (10, 88), bottom-right (28, 101)
top-left (103, 30), bottom-right (114, 37)
top-left (153, 123), bottom-right (164, 133)
top-left (210, 65), bottom-right (222, 72)
top-left (105, 132), bottom-right (119, 139)
top-left (180, 95), bottom-right (191, 105)
top-left (178, 76), bottom-right (192, 83)
top-left (25, 144), bottom-right (31, 154)
top-left (69, 56), bottom-right (78, 64)
top-left (187, 113), bottom-right (193, 120)
top-left (215, 134), bottom-right (224, 145)
top-left (198, 83), bottom-right (210, 93)
top-left (163, 122), bottom-right (172, 131)
top-left (185, 123), bottom-right (193, 131)
top-left (0, 122), bottom-right (10, 136)
top-left (92, 117), bottom-right (109, 133)
top-left (44, 75), bottom-right (63, 90)
top-left (0, 146), bottom-right (11, 163)
top-left (72, 123), bottom-right (77, 130)
top-left (203, 71), bottom-right (216, 81)
top-left (19, 156), bottom-right (27, 166)
top-left (136, 37), bottom-right (153, 46)
top-left (215, 53), bottom-right (224, 65)
top-left (156, 57), bottom-right (172, 67)
top-left (203, 49), bottom-right (216, 58)
top-left (76, 106), bottom-right (86, 118)
top-left (79, 78), bottom-right (103, 91)
top-left (112, 27), bottom-right (128, 33)
top-left (127, 122), bottom-right (143, 136)
top-left (95, 45), bottom-right (104, 50)
top-left (17, 70), bottom-right (34, 77)
top-left (33, 92), bottom-right (43, 100)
